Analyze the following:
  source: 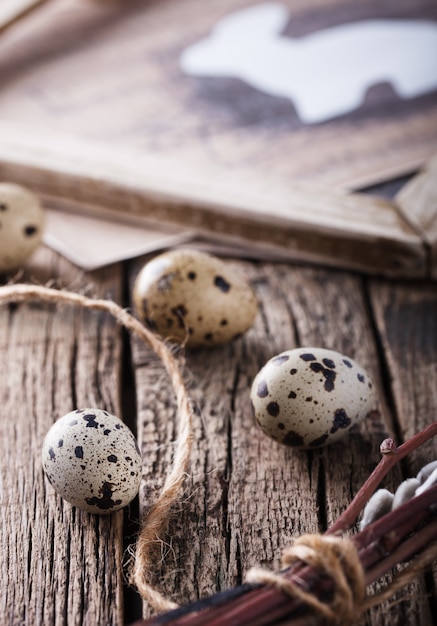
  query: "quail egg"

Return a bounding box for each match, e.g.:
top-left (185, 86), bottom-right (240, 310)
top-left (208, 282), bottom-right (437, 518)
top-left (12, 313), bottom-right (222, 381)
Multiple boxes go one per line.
top-left (42, 408), bottom-right (141, 514)
top-left (0, 183), bottom-right (44, 273)
top-left (251, 347), bottom-right (379, 449)
top-left (133, 249), bottom-right (257, 347)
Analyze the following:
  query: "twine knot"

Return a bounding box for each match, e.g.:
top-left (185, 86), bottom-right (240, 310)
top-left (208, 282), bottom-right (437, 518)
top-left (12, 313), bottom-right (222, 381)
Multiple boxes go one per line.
top-left (246, 534), bottom-right (365, 625)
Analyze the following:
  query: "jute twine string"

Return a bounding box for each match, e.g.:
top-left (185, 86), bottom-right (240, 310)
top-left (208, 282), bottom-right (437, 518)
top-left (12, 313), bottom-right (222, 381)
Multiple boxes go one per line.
top-left (247, 534), bottom-right (366, 625)
top-left (247, 534), bottom-right (437, 624)
top-left (1, 284), bottom-right (436, 622)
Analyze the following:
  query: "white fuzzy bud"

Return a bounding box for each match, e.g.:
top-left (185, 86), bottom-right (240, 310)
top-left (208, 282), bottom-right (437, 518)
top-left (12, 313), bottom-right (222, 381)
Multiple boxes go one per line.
top-left (416, 460), bottom-right (437, 484)
top-left (360, 488), bottom-right (394, 530)
top-left (392, 478), bottom-right (420, 509)
top-left (415, 467), bottom-right (437, 498)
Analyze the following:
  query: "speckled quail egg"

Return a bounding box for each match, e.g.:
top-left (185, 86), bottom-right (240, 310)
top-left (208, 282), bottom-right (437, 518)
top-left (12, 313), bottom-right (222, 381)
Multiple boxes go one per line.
top-left (133, 249), bottom-right (258, 348)
top-left (41, 408), bottom-right (141, 514)
top-left (0, 183), bottom-right (44, 273)
top-left (250, 347), bottom-right (379, 449)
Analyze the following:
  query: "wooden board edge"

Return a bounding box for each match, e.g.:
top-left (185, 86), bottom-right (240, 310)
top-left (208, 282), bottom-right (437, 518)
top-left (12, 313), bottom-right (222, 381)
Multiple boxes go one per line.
top-left (395, 159), bottom-right (437, 279)
top-left (0, 123), bottom-right (430, 279)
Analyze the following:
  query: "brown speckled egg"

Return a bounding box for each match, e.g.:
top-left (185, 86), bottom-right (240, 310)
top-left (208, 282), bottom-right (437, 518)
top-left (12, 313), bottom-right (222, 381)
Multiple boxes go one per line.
top-left (250, 348), bottom-right (379, 449)
top-left (41, 408), bottom-right (141, 514)
top-left (0, 183), bottom-right (44, 273)
top-left (133, 249), bottom-right (257, 347)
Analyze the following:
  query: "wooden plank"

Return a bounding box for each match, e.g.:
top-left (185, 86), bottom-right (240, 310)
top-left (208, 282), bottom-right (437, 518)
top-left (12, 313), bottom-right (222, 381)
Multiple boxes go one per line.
top-left (396, 155), bottom-right (437, 278)
top-left (369, 279), bottom-right (437, 473)
top-left (129, 257), bottom-right (429, 623)
top-left (0, 124), bottom-right (427, 279)
top-left (0, 246), bottom-right (125, 625)
top-left (368, 278), bottom-right (437, 624)
top-left (0, 0), bottom-right (47, 34)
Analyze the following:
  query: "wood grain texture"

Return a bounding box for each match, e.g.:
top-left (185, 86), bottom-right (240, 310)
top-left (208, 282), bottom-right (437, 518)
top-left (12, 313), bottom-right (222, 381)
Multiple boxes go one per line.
top-left (1, 243), bottom-right (436, 624)
top-left (369, 279), bottom-right (437, 475)
top-left (368, 278), bottom-right (437, 625)
top-left (0, 247), bottom-right (125, 626)
top-left (129, 257), bottom-right (435, 624)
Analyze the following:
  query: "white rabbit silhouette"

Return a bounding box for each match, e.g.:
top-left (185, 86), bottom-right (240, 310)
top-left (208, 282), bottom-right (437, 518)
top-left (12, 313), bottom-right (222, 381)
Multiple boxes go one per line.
top-left (180, 3), bottom-right (437, 123)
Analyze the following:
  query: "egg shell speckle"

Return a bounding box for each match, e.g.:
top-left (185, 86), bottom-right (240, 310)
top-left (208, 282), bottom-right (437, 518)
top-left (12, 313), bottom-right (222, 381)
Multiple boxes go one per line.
top-left (41, 408), bottom-right (142, 514)
top-left (0, 183), bottom-right (44, 272)
top-left (250, 347), bottom-right (379, 449)
top-left (133, 249), bottom-right (258, 347)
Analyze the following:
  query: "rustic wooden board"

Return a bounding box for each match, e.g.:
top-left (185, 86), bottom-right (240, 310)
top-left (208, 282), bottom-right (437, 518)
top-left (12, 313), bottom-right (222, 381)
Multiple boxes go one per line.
top-left (369, 279), bottom-right (437, 474)
top-left (0, 247), bottom-right (125, 626)
top-left (1, 245), bottom-right (436, 624)
top-left (1, 0), bottom-right (437, 279)
top-left (0, 0), bottom-right (436, 190)
top-left (368, 278), bottom-right (437, 624)
top-left (129, 256), bottom-right (436, 624)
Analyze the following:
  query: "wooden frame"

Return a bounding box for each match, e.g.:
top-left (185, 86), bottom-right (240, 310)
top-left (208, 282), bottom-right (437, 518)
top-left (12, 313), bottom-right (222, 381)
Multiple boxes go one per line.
top-left (0, 122), bottom-right (436, 279)
top-left (0, 1), bottom-right (436, 279)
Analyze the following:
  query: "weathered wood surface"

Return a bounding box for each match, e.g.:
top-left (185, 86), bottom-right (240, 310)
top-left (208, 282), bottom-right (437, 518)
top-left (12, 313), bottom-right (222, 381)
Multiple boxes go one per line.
top-left (129, 257), bottom-right (437, 625)
top-left (369, 280), bottom-right (437, 474)
top-left (1, 224), bottom-right (437, 625)
top-left (0, 247), bottom-right (125, 626)
top-left (369, 278), bottom-right (437, 623)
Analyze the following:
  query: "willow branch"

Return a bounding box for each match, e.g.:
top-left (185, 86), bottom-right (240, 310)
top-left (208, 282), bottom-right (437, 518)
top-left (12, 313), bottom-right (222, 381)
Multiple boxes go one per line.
top-left (328, 421), bottom-right (437, 535)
